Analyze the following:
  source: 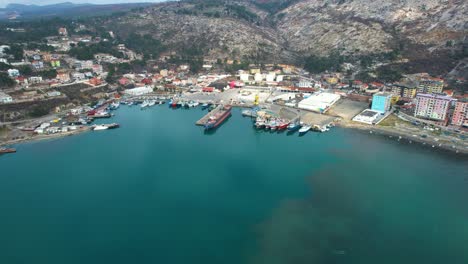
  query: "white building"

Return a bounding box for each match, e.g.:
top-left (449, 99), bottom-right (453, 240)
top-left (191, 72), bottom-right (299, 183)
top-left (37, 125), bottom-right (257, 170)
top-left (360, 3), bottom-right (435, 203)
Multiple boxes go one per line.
top-left (0, 91), bottom-right (13, 103)
top-left (276, 75), bottom-right (284, 82)
top-left (297, 80), bottom-right (312, 88)
top-left (352, 109), bottom-right (381, 125)
top-left (266, 72), bottom-right (276, 82)
top-left (298, 92), bottom-right (341, 113)
top-left (240, 73), bottom-right (250, 82)
top-left (28, 76), bottom-right (43, 84)
top-left (254, 73), bottom-right (263, 82)
top-left (123, 86), bottom-right (153, 96)
top-left (7, 69), bottom-right (20, 77)
top-left (72, 72), bottom-right (86, 81)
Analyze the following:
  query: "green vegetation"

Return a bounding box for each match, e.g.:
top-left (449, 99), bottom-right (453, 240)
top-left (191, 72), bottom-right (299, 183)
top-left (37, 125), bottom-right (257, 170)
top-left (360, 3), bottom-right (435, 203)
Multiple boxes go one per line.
top-left (69, 42), bottom-right (123, 60)
top-left (253, 0), bottom-right (299, 14)
top-left (0, 63), bottom-right (10, 71)
top-left (225, 60), bottom-right (250, 73)
top-left (29, 105), bottom-right (50, 117)
top-left (0, 72), bottom-right (15, 89)
top-left (124, 34), bottom-right (165, 60)
top-left (304, 52), bottom-right (344, 73)
top-left (17, 65), bottom-right (33, 76)
top-left (4, 44), bottom-right (24, 61)
top-left (375, 67), bottom-right (403, 82)
top-left (226, 4), bottom-right (259, 22)
top-left (0, 18), bottom-right (72, 43)
top-left (26, 43), bottom-right (55, 52)
top-left (38, 69), bottom-right (58, 79)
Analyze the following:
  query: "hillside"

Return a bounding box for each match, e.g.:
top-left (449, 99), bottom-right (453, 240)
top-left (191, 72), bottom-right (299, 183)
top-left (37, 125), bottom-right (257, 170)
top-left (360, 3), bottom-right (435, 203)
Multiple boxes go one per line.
top-left (0, 2), bottom-right (154, 20)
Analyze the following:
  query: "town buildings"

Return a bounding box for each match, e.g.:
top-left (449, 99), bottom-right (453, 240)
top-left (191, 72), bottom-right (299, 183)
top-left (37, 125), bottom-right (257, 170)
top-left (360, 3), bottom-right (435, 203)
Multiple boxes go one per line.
top-left (123, 86), bottom-right (153, 96)
top-left (414, 94), bottom-right (454, 124)
top-left (391, 83), bottom-right (417, 99)
top-left (417, 76), bottom-right (444, 94)
top-left (451, 99), bottom-right (467, 128)
top-left (371, 92), bottom-right (392, 113)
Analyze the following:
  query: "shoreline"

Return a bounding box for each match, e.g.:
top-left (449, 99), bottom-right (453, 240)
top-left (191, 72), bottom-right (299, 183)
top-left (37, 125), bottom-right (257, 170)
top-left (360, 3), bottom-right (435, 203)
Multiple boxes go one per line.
top-left (0, 127), bottom-right (91, 147)
top-left (336, 121), bottom-right (468, 155)
top-left (2, 105), bottom-right (467, 156)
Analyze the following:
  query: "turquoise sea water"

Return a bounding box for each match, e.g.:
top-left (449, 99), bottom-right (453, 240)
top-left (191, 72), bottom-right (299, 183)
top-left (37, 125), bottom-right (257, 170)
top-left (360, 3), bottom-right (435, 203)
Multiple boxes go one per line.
top-left (0, 106), bottom-right (467, 264)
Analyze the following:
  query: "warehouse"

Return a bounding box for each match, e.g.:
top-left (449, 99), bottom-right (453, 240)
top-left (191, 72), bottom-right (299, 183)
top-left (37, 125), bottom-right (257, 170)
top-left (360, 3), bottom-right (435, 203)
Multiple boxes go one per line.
top-left (298, 92), bottom-right (340, 113)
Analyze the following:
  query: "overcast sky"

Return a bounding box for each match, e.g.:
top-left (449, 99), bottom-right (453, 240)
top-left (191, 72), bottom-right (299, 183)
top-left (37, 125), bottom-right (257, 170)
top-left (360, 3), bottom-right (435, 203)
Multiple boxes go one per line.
top-left (0, 0), bottom-right (166, 8)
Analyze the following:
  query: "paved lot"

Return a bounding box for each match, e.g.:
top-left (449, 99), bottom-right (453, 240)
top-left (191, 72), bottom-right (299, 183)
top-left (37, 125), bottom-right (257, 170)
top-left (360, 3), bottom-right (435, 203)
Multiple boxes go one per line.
top-left (328, 98), bottom-right (369, 120)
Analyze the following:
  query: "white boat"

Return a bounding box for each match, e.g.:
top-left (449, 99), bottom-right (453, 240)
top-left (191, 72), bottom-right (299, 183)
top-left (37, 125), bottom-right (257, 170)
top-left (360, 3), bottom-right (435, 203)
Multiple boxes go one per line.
top-left (141, 100), bottom-right (150, 109)
top-left (148, 100), bottom-right (156, 107)
top-left (92, 125), bottom-right (109, 131)
top-left (299, 125), bottom-right (311, 135)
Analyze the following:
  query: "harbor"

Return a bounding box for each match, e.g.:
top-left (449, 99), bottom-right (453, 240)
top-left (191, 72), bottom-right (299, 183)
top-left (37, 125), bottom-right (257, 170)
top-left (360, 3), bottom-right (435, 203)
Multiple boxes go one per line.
top-left (1, 104), bottom-right (467, 264)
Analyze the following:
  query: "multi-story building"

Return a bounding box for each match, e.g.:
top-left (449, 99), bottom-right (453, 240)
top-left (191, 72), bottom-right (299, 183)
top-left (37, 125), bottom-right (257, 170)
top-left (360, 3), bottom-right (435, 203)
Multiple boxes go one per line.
top-left (391, 82), bottom-right (418, 99)
top-left (371, 92), bottom-right (392, 113)
top-left (414, 94), bottom-right (454, 124)
top-left (417, 77), bottom-right (444, 94)
top-left (451, 99), bottom-right (468, 128)
top-left (402, 86), bottom-right (418, 98)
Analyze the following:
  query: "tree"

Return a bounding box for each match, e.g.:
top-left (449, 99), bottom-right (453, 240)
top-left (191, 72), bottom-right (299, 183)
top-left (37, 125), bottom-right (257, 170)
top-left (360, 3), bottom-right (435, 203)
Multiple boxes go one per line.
top-left (38, 69), bottom-right (57, 79)
top-left (0, 72), bottom-right (15, 89)
top-left (5, 44), bottom-right (24, 61)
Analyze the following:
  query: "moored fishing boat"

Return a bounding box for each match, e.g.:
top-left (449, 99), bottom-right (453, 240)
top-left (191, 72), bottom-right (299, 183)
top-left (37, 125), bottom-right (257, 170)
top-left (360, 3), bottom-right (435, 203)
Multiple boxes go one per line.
top-left (277, 121), bottom-right (289, 131)
top-left (299, 125), bottom-right (311, 135)
top-left (287, 121), bottom-right (301, 132)
top-left (92, 123), bottom-right (119, 131)
top-left (0, 147), bottom-right (16, 154)
top-left (92, 125), bottom-right (108, 131)
top-left (269, 120), bottom-right (278, 131)
top-left (201, 103), bottom-right (209, 110)
top-left (141, 100), bottom-right (150, 109)
top-left (148, 100), bottom-right (156, 107)
top-left (108, 102), bottom-right (120, 110)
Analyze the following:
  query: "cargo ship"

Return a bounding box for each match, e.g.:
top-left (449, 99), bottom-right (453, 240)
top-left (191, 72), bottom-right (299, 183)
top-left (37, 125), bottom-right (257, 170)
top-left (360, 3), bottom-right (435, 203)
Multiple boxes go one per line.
top-left (204, 105), bottom-right (232, 130)
top-left (0, 147), bottom-right (16, 154)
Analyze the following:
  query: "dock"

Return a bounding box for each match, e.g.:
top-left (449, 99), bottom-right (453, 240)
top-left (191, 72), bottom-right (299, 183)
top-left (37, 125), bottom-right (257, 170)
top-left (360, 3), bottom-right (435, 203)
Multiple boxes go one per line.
top-left (195, 105), bottom-right (223, 126)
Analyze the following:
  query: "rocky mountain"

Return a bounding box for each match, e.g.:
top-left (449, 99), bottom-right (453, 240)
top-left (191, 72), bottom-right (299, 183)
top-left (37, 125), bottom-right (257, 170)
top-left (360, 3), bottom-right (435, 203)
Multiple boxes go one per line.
top-left (105, 0), bottom-right (467, 75)
top-left (0, 2), bottom-right (154, 20)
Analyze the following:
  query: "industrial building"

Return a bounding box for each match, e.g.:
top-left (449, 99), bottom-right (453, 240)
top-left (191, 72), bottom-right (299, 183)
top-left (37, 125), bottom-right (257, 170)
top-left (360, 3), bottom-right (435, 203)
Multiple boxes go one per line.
top-left (298, 92), bottom-right (340, 113)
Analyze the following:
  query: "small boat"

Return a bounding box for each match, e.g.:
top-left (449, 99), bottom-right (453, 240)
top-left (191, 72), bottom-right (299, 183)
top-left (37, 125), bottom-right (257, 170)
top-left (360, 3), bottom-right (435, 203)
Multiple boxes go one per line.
top-left (201, 103), bottom-right (209, 110)
top-left (92, 123), bottom-right (119, 131)
top-left (299, 125), bottom-right (311, 135)
top-left (269, 120), bottom-right (278, 131)
top-left (148, 100), bottom-right (156, 107)
top-left (141, 100), bottom-right (150, 109)
top-left (242, 109), bottom-right (258, 118)
top-left (277, 122), bottom-right (289, 131)
top-left (192, 101), bottom-right (199, 107)
top-left (255, 121), bottom-right (266, 129)
top-left (0, 147), bottom-right (16, 154)
top-left (288, 122), bottom-right (301, 132)
top-left (108, 102), bottom-right (120, 110)
top-left (92, 125), bottom-right (109, 131)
